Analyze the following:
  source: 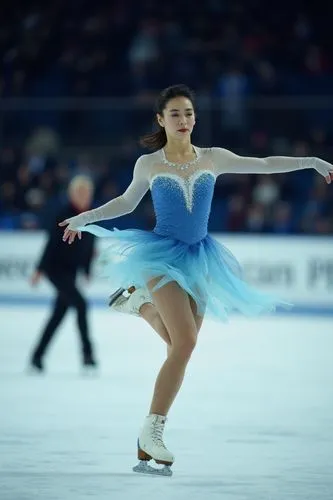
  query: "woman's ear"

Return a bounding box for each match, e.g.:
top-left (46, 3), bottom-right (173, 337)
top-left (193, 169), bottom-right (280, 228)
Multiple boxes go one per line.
top-left (157, 113), bottom-right (164, 127)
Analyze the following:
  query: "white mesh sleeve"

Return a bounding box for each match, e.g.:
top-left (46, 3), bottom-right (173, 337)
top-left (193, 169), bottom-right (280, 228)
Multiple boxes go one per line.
top-left (65, 156), bottom-right (149, 230)
top-left (210, 147), bottom-right (333, 178)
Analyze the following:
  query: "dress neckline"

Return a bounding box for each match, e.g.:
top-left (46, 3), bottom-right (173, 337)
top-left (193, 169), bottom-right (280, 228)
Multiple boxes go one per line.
top-left (160, 146), bottom-right (200, 170)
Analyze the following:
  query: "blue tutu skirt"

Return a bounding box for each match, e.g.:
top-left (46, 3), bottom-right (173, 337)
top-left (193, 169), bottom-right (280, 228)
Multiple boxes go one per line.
top-left (80, 225), bottom-right (292, 321)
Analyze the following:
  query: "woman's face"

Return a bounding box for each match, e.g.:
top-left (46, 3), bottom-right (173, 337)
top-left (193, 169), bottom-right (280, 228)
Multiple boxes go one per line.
top-left (157, 96), bottom-right (196, 140)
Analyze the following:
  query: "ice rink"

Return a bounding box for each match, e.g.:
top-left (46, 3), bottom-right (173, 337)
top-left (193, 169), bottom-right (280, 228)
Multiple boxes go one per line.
top-left (1, 306), bottom-right (333, 500)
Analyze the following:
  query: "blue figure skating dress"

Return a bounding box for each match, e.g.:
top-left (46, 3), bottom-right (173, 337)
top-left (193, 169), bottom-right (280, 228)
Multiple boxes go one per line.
top-left (65, 146), bottom-right (328, 321)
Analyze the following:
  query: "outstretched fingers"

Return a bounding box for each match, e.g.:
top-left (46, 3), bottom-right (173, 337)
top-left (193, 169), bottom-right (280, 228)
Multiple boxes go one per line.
top-left (58, 219), bottom-right (81, 244)
top-left (65, 229), bottom-right (81, 244)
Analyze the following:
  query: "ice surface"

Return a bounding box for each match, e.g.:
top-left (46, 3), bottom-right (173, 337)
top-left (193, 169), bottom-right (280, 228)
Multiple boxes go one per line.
top-left (1, 306), bottom-right (333, 500)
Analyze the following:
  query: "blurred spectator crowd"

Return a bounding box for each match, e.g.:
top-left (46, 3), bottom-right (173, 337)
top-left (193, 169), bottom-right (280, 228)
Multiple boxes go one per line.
top-left (0, 0), bottom-right (332, 234)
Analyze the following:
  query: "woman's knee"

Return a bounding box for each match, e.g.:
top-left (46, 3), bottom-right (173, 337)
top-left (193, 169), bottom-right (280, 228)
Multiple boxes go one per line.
top-left (170, 331), bottom-right (197, 359)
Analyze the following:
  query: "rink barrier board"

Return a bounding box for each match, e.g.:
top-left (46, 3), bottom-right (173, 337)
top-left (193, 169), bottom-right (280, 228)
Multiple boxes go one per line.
top-left (0, 231), bottom-right (332, 315)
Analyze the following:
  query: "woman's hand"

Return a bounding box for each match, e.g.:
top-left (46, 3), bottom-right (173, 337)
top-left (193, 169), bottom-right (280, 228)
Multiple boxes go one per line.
top-left (313, 158), bottom-right (333, 184)
top-left (58, 219), bottom-right (82, 244)
top-left (324, 172), bottom-right (333, 184)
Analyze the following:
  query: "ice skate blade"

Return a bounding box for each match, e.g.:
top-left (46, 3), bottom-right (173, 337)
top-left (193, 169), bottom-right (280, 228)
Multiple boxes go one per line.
top-left (133, 460), bottom-right (172, 476)
top-left (108, 288), bottom-right (125, 307)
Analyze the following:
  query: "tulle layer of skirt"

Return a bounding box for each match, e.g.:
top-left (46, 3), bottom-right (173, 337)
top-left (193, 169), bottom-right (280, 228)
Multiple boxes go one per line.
top-left (80, 224), bottom-right (292, 321)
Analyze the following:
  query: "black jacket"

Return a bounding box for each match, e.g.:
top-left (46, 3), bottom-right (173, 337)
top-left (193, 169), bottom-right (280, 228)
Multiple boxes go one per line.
top-left (37, 204), bottom-right (95, 275)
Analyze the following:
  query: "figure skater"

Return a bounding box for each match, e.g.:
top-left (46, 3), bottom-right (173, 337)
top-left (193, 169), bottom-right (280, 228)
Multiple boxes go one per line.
top-left (30, 175), bottom-right (97, 372)
top-left (59, 84), bottom-right (333, 475)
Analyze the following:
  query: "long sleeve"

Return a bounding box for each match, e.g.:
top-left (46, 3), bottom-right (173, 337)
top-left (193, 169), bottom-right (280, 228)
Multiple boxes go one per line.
top-left (64, 156), bottom-right (150, 231)
top-left (37, 232), bottom-right (57, 271)
top-left (210, 147), bottom-right (333, 179)
top-left (37, 205), bottom-right (96, 272)
top-left (37, 215), bottom-right (65, 271)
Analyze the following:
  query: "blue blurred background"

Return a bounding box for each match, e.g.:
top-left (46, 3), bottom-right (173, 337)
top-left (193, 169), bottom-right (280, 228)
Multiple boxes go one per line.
top-left (0, 0), bottom-right (332, 234)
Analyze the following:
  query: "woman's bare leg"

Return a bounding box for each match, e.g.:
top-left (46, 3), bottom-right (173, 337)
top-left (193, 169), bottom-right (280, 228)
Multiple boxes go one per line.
top-left (147, 280), bottom-right (198, 416)
top-left (139, 294), bottom-right (204, 355)
top-left (139, 303), bottom-right (172, 346)
top-left (189, 295), bottom-right (205, 333)
top-left (138, 291), bottom-right (204, 356)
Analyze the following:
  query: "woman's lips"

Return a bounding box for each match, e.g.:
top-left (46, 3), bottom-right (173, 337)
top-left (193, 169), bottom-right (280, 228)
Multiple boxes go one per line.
top-left (178, 129), bottom-right (188, 132)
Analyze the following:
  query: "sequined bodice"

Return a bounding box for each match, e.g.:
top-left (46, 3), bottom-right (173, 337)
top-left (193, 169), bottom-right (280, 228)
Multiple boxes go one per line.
top-left (141, 148), bottom-right (216, 244)
top-left (150, 168), bottom-right (216, 244)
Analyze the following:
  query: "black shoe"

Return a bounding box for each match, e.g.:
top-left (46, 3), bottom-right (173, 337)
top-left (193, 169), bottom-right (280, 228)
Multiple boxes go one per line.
top-left (83, 354), bottom-right (97, 368)
top-left (30, 356), bottom-right (44, 372)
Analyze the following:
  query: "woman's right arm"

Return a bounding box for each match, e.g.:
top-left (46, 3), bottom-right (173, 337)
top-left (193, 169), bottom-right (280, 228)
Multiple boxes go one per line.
top-left (59, 156), bottom-right (149, 243)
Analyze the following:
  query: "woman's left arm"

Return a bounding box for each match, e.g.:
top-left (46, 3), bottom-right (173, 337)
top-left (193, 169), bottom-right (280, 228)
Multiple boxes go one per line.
top-left (210, 147), bottom-right (333, 184)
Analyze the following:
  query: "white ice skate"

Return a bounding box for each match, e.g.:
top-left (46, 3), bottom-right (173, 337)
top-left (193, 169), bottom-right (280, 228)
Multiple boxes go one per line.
top-left (133, 414), bottom-right (174, 476)
top-left (109, 287), bottom-right (152, 317)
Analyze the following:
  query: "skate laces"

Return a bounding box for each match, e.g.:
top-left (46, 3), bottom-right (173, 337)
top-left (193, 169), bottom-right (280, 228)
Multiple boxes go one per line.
top-left (151, 419), bottom-right (166, 448)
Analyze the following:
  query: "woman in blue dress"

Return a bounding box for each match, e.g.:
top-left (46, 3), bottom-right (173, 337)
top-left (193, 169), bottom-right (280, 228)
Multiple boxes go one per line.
top-left (60, 84), bottom-right (333, 475)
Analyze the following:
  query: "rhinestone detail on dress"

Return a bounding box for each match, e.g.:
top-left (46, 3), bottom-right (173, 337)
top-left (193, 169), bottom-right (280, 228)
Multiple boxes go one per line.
top-left (161, 147), bottom-right (201, 170)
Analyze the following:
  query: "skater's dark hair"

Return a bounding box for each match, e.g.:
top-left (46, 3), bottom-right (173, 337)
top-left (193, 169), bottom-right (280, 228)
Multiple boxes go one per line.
top-left (140, 84), bottom-right (196, 151)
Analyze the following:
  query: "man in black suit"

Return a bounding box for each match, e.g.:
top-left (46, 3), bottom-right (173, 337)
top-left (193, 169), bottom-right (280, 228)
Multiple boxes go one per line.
top-left (29, 175), bottom-right (97, 372)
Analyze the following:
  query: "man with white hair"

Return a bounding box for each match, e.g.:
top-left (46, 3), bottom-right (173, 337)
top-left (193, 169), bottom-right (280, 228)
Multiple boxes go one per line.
top-left (29, 175), bottom-right (97, 372)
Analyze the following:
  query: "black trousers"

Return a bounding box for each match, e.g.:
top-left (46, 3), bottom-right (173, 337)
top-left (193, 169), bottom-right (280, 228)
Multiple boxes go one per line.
top-left (32, 271), bottom-right (94, 361)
